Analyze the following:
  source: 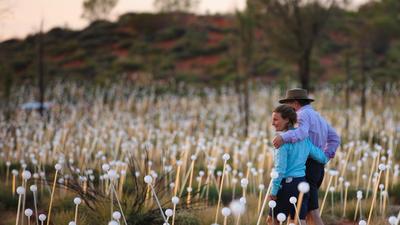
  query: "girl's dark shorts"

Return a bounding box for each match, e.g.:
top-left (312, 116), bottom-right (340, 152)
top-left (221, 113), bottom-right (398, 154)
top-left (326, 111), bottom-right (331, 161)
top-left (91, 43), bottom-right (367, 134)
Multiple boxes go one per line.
top-left (269, 176), bottom-right (309, 220)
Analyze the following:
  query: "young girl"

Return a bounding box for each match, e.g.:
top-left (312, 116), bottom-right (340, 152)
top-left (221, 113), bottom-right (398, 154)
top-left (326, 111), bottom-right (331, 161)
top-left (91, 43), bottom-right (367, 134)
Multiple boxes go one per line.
top-left (268, 105), bottom-right (329, 225)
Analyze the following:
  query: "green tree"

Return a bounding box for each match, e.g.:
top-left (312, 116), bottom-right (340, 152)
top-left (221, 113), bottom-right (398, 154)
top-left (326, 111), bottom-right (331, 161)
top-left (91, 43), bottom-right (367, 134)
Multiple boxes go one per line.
top-left (352, 0), bottom-right (400, 123)
top-left (154, 0), bottom-right (200, 13)
top-left (82, 0), bottom-right (118, 22)
top-left (254, 0), bottom-right (340, 90)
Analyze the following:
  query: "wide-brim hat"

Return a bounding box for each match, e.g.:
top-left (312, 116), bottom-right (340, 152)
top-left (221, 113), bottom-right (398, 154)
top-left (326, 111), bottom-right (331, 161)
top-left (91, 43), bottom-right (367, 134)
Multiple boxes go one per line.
top-left (279, 88), bottom-right (314, 103)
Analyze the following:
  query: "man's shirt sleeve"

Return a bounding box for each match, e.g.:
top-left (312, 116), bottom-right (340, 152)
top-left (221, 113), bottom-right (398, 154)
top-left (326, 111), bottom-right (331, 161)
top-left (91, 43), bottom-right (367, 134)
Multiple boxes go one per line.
top-left (324, 124), bottom-right (341, 159)
top-left (281, 111), bottom-right (310, 143)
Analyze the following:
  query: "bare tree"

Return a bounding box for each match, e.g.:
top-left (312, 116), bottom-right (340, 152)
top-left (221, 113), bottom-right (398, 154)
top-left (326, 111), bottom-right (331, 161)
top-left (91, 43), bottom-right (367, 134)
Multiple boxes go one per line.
top-left (82, 0), bottom-right (118, 22)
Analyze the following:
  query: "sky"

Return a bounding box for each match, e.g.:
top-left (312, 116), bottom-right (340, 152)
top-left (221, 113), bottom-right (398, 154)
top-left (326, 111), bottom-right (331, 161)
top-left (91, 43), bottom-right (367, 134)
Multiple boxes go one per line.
top-left (0, 0), bottom-right (368, 41)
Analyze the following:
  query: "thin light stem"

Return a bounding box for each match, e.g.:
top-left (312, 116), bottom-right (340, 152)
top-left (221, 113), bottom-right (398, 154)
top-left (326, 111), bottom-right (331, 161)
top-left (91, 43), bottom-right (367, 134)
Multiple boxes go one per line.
top-left (320, 175), bottom-right (333, 216)
top-left (213, 160), bottom-right (227, 225)
top-left (46, 170), bottom-right (59, 225)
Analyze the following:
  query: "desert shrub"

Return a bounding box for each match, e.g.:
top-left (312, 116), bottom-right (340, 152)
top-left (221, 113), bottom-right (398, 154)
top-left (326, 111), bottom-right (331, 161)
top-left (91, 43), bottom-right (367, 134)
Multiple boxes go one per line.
top-left (52, 196), bottom-right (75, 211)
top-left (156, 27), bottom-right (186, 41)
top-left (46, 28), bottom-right (77, 44)
top-left (389, 183), bottom-right (400, 204)
top-left (51, 210), bottom-right (86, 225)
top-left (118, 13), bottom-right (173, 37)
top-left (175, 211), bottom-right (201, 225)
top-left (0, 184), bottom-right (18, 210)
top-left (113, 57), bottom-right (144, 72)
top-left (49, 40), bottom-right (80, 56)
top-left (11, 54), bottom-right (32, 72)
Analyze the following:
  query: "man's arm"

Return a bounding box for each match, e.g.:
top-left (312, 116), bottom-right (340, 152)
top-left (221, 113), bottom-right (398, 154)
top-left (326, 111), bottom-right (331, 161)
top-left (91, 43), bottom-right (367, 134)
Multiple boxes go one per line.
top-left (280, 111), bottom-right (310, 143)
top-left (324, 124), bottom-right (341, 159)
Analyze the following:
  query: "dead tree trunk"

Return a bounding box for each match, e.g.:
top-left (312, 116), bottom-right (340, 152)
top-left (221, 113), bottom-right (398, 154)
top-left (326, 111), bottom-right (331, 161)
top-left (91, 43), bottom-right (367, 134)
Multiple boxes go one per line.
top-left (299, 50), bottom-right (311, 90)
top-left (243, 78), bottom-right (249, 137)
top-left (360, 45), bottom-right (367, 125)
top-left (38, 22), bottom-right (45, 117)
top-left (345, 52), bottom-right (351, 133)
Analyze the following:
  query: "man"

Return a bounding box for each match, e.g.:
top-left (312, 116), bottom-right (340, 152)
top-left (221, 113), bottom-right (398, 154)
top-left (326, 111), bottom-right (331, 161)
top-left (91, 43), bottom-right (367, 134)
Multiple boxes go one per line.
top-left (272, 88), bottom-right (340, 225)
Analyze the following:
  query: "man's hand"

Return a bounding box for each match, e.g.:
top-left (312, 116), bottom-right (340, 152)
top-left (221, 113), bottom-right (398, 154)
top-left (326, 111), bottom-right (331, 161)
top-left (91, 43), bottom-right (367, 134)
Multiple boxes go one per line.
top-left (273, 135), bottom-right (283, 149)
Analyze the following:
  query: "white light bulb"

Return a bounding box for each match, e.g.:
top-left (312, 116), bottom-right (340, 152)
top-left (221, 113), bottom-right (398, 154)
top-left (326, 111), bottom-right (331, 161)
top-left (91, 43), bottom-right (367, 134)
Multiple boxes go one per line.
top-left (24, 208), bottom-right (33, 217)
top-left (39, 214), bottom-right (47, 221)
top-left (239, 197), bottom-right (246, 205)
top-left (108, 220), bottom-right (118, 225)
top-left (240, 178), bottom-right (248, 187)
top-left (112, 211), bottom-right (121, 220)
top-left (12, 169), bottom-right (19, 176)
top-left (221, 207), bottom-right (231, 217)
top-left (277, 213), bottom-right (286, 222)
top-left (16, 186), bottom-right (25, 195)
top-left (199, 171), bottom-right (205, 177)
top-left (229, 200), bottom-right (245, 216)
top-left (30, 185), bottom-right (37, 192)
top-left (358, 220), bottom-right (366, 225)
top-left (102, 164), bottom-right (110, 171)
top-left (357, 191), bottom-right (363, 199)
top-left (388, 216), bottom-right (398, 225)
top-left (378, 164), bottom-right (386, 171)
top-left (74, 197), bottom-right (82, 205)
top-left (222, 153), bottom-right (230, 161)
top-left (298, 182), bottom-right (310, 193)
top-left (108, 170), bottom-right (118, 180)
top-left (270, 171), bottom-right (279, 179)
top-left (55, 163), bottom-right (62, 171)
top-left (329, 170), bottom-right (339, 176)
top-left (22, 170), bottom-right (32, 180)
top-left (268, 200), bottom-right (276, 208)
top-left (165, 209), bottom-right (173, 217)
top-left (172, 196), bottom-right (180, 205)
top-left (144, 175), bottom-right (153, 184)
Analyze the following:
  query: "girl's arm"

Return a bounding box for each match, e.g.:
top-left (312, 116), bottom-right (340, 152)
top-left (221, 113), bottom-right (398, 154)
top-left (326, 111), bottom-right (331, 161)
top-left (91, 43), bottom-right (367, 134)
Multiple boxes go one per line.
top-left (271, 145), bottom-right (288, 196)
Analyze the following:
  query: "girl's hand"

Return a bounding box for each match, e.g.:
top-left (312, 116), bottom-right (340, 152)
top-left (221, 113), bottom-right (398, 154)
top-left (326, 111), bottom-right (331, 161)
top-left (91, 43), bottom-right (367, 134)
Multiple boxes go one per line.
top-left (268, 195), bottom-right (277, 201)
